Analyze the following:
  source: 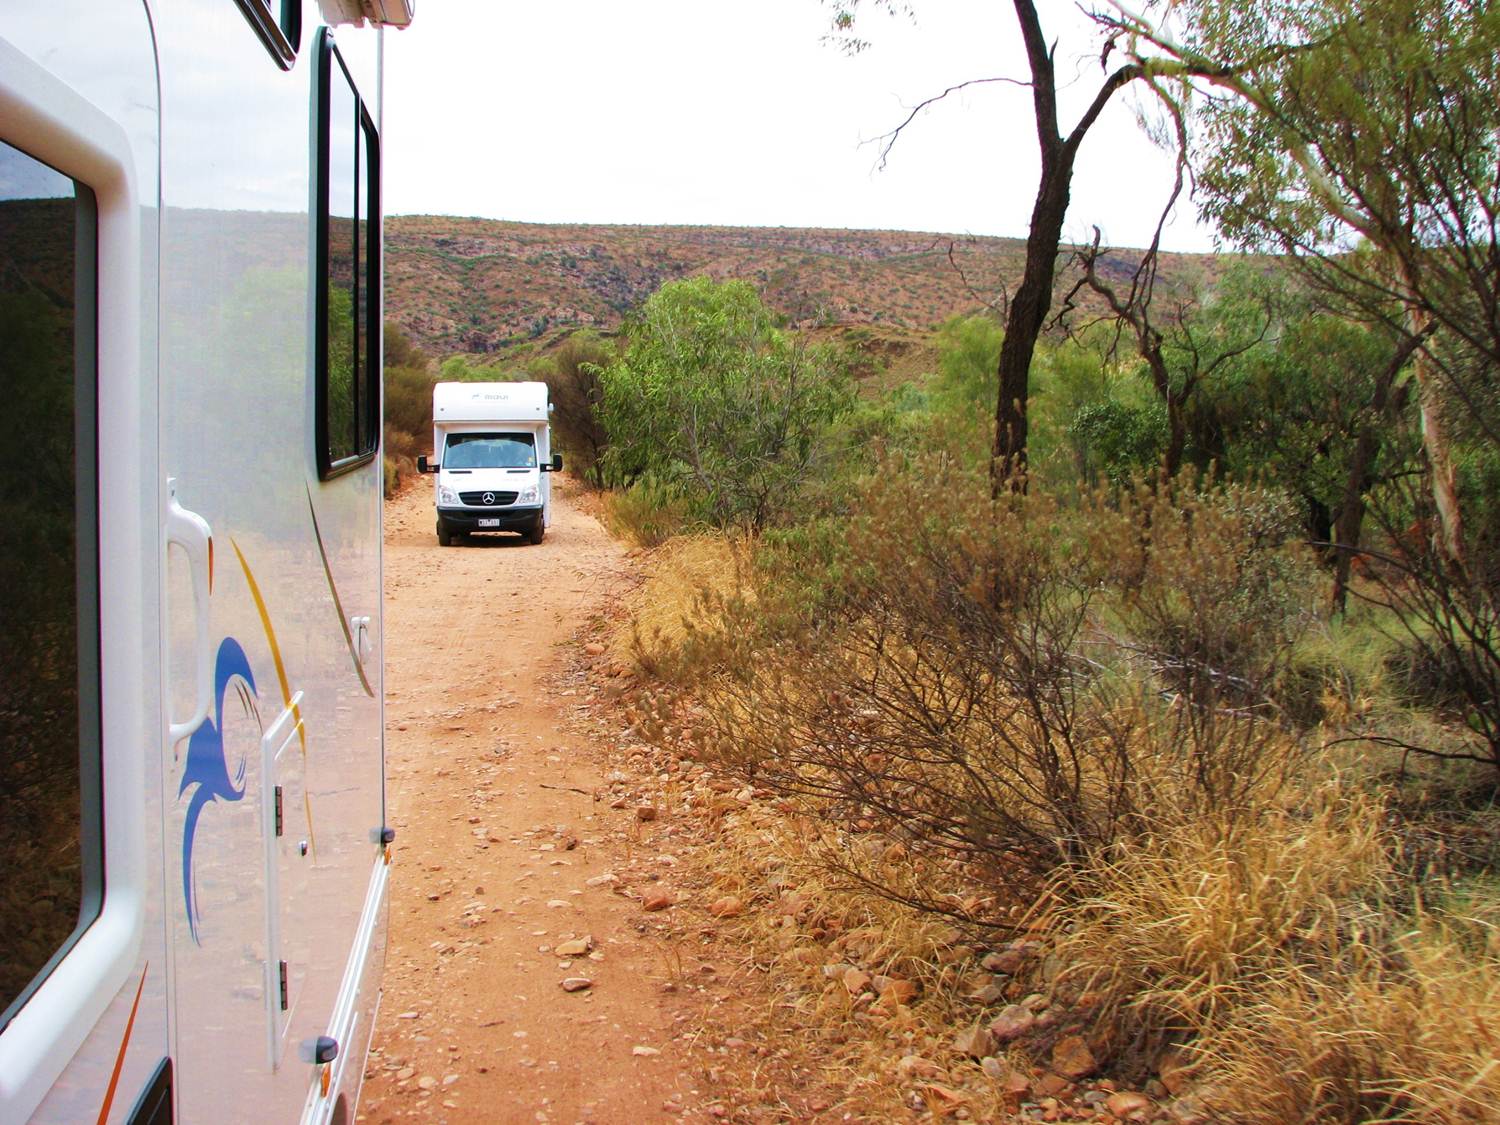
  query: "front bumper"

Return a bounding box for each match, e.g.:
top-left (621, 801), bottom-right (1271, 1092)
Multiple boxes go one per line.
top-left (438, 504), bottom-right (542, 532)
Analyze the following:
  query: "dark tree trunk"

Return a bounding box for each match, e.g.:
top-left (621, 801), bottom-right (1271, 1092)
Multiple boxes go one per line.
top-left (1329, 330), bottom-right (1423, 614)
top-left (993, 174), bottom-right (1072, 493)
top-left (1330, 429), bottom-right (1375, 615)
top-left (989, 0), bottom-right (1142, 498)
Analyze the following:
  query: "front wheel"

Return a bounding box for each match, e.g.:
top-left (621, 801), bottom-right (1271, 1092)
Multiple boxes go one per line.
top-left (437, 518), bottom-right (453, 547)
top-left (527, 515), bottom-right (545, 545)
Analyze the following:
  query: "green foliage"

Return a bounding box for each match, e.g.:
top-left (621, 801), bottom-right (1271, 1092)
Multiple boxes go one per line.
top-left (601, 472), bottom-right (690, 548)
top-left (384, 323), bottom-right (436, 439)
top-left (599, 277), bottom-right (856, 531)
top-left (438, 354), bottom-right (509, 383)
top-left (929, 314), bottom-right (1003, 411)
top-left (325, 286), bottom-right (355, 455)
top-left (1068, 399), bottom-right (1167, 485)
top-left (528, 330), bottom-right (612, 487)
top-left (381, 322), bottom-right (435, 492)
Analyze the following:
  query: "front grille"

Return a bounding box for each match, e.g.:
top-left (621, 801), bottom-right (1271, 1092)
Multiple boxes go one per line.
top-left (459, 490), bottom-right (519, 507)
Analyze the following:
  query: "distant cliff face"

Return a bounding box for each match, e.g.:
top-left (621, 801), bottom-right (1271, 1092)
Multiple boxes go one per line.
top-left (383, 216), bottom-right (1213, 359)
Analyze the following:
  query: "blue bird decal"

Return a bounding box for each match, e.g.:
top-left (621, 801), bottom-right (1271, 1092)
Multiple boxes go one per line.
top-left (179, 636), bottom-right (260, 944)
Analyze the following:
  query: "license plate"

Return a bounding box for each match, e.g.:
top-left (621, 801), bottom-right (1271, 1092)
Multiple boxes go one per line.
top-left (478, 518), bottom-right (500, 528)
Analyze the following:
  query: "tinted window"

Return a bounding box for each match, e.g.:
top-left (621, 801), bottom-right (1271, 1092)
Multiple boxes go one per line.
top-left (445, 433), bottom-right (538, 470)
top-left (325, 62), bottom-right (358, 464)
top-left (317, 32), bottom-right (380, 479)
top-left (0, 139), bottom-right (101, 1029)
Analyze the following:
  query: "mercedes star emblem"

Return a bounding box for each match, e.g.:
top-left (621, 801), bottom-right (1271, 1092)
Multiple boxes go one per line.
top-left (482, 492), bottom-right (496, 505)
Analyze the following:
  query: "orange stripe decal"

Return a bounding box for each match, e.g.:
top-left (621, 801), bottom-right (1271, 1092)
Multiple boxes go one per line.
top-left (95, 963), bottom-right (148, 1125)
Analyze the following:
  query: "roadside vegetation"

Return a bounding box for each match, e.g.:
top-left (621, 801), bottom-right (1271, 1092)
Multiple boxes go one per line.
top-left (380, 0), bottom-right (1497, 1117)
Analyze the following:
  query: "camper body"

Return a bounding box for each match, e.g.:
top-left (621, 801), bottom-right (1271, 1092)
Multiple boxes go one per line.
top-left (421, 381), bottom-right (562, 545)
top-left (0, 2), bottom-right (410, 1123)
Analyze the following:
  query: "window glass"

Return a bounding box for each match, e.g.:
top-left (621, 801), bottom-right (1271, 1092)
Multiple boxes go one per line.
top-left (318, 35), bottom-right (380, 479)
top-left (0, 139), bottom-right (101, 1029)
top-left (354, 109), bottom-right (372, 454)
top-left (325, 59), bottom-right (358, 466)
top-left (445, 433), bottom-right (538, 470)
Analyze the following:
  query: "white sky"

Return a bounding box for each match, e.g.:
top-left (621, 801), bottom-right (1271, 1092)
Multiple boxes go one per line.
top-left (382, 0), bottom-right (1215, 252)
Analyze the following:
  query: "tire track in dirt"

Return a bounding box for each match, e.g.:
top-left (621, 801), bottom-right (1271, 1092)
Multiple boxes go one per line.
top-left (358, 479), bottom-right (706, 1125)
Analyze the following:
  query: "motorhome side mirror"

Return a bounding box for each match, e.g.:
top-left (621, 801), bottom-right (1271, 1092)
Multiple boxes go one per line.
top-left (552, 454), bottom-right (563, 472)
top-left (417, 455), bottom-right (433, 473)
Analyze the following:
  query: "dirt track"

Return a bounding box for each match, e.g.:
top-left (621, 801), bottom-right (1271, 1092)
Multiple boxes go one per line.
top-left (358, 479), bottom-right (703, 1124)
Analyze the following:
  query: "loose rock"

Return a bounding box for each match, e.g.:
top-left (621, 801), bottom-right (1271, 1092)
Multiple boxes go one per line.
top-left (1051, 1034), bottom-right (1097, 1080)
top-left (987, 1004), bottom-right (1036, 1042)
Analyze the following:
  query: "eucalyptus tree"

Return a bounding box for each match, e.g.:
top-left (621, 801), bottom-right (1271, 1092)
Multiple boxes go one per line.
top-left (1100, 0), bottom-right (1499, 566)
top-left (598, 277), bottom-right (855, 531)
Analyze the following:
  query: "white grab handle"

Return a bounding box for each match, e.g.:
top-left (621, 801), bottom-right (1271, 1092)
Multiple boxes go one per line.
top-left (165, 479), bottom-right (214, 744)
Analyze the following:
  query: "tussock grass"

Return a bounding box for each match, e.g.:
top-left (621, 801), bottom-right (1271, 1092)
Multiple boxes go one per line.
top-left (1192, 901), bottom-right (1500, 1123)
top-left (1044, 778), bottom-right (1392, 1051)
top-left (600, 477), bottom-right (692, 547)
top-left (614, 535), bottom-right (746, 678)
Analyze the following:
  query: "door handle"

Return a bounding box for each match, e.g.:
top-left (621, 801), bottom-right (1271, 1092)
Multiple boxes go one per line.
top-left (165, 479), bottom-right (214, 744)
top-left (351, 615), bottom-right (371, 662)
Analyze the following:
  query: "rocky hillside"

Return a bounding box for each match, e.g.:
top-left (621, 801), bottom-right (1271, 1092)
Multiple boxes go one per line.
top-left (385, 215), bottom-right (1217, 360)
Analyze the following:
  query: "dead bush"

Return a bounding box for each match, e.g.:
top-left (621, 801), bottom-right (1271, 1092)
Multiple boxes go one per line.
top-left (1111, 479), bottom-right (1322, 713)
top-left (657, 459), bottom-right (1306, 925)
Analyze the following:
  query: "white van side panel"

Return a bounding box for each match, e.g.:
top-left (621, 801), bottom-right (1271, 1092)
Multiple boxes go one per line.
top-left (0, 5), bottom-right (165, 1124)
top-left (156, 2), bottom-right (386, 1121)
top-left (1, 2), bottom-right (393, 1122)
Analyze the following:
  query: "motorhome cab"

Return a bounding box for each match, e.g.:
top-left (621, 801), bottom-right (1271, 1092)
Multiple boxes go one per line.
top-left (419, 381), bottom-right (563, 546)
top-left (1, 3), bottom-right (410, 1123)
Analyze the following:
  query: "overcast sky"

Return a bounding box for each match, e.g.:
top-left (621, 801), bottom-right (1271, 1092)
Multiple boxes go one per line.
top-left (382, 0), bottom-right (1215, 252)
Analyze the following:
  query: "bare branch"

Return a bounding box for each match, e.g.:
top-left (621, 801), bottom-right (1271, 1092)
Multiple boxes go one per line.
top-left (867, 76), bottom-right (1033, 171)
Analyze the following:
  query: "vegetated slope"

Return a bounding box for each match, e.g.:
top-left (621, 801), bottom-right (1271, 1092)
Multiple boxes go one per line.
top-left (385, 215), bottom-right (1217, 359)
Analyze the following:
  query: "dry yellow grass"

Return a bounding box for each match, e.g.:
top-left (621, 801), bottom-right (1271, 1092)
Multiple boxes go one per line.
top-left (1192, 903), bottom-right (1500, 1123)
top-left (612, 533), bottom-right (747, 676)
top-left (1042, 778), bottom-right (1392, 1040)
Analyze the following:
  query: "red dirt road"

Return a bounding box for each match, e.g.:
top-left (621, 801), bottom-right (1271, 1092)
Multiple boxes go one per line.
top-left (358, 479), bottom-right (703, 1125)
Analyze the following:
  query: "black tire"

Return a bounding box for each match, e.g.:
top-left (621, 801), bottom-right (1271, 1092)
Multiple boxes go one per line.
top-left (437, 518), bottom-right (453, 547)
top-left (527, 515), bottom-right (545, 545)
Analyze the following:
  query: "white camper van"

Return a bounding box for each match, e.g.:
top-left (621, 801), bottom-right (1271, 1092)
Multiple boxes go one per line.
top-left (1, 4), bottom-right (410, 1124)
top-left (418, 381), bottom-right (563, 546)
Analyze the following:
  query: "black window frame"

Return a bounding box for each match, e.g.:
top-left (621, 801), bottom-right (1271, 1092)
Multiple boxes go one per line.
top-left (314, 28), bottom-right (382, 482)
top-left (233, 0), bottom-right (302, 69)
top-left (0, 141), bottom-right (104, 1035)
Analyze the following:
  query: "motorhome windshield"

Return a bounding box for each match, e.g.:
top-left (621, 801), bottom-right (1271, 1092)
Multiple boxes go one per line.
top-left (444, 432), bottom-right (536, 469)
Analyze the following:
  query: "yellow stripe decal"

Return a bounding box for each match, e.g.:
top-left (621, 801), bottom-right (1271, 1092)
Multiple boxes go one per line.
top-left (230, 539), bottom-right (305, 755)
top-left (231, 539), bottom-right (316, 857)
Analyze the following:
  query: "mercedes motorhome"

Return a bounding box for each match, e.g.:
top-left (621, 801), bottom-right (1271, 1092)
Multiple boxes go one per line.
top-left (418, 381), bottom-right (563, 545)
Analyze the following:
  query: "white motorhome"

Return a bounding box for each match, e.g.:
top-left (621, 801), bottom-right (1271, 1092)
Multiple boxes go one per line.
top-left (1, 3), bottom-right (410, 1123)
top-left (418, 381), bottom-right (563, 545)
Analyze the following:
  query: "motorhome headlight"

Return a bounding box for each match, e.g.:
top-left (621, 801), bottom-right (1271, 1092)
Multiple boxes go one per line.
top-left (517, 484), bottom-right (539, 505)
top-left (438, 484), bottom-right (459, 506)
